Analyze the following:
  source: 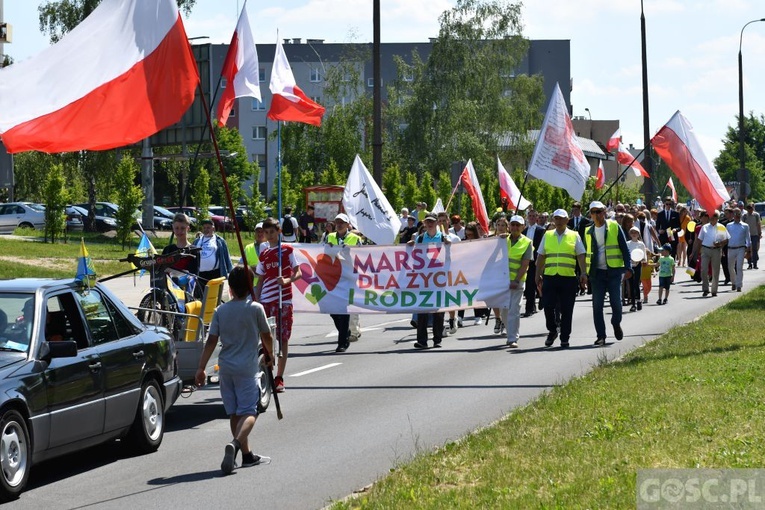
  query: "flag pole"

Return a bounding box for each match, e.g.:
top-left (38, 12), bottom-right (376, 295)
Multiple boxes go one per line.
top-left (514, 172), bottom-right (531, 216)
top-left (597, 147), bottom-right (646, 201)
top-left (276, 120), bottom-right (283, 362)
top-left (444, 179), bottom-right (461, 212)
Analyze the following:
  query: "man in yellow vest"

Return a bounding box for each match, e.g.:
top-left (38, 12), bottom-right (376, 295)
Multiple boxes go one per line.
top-left (325, 213), bottom-right (362, 352)
top-left (242, 222), bottom-right (265, 284)
top-left (500, 215), bottom-right (533, 348)
top-left (585, 201), bottom-right (632, 346)
top-left (535, 209), bottom-right (588, 348)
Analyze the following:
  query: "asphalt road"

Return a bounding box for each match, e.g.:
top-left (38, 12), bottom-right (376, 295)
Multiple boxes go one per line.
top-left (7, 267), bottom-right (765, 509)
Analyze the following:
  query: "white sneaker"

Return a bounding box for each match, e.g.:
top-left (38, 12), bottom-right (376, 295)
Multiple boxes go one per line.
top-left (457, 317), bottom-right (464, 328)
top-left (448, 319), bottom-right (457, 334)
top-left (473, 317), bottom-right (482, 326)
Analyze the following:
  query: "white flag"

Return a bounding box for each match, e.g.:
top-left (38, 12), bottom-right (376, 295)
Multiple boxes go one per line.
top-left (431, 198), bottom-right (445, 214)
top-left (497, 157), bottom-right (531, 211)
top-left (343, 155), bottom-right (401, 245)
top-left (527, 83), bottom-right (591, 200)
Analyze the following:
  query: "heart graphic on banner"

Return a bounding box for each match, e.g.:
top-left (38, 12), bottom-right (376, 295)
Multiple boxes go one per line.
top-left (305, 284), bottom-right (327, 304)
top-left (300, 250), bottom-right (343, 291)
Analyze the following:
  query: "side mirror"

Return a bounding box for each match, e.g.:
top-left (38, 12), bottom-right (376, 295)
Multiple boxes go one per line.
top-left (39, 340), bottom-right (78, 363)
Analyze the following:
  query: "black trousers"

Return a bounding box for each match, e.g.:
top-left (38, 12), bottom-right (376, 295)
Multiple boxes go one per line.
top-left (417, 312), bottom-right (444, 346)
top-left (524, 261), bottom-right (538, 313)
top-left (330, 314), bottom-right (350, 347)
top-left (541, 275), bottom-right (578, 341)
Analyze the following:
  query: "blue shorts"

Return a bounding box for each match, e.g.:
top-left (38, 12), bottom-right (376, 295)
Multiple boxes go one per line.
top-left (219, 373), bottom-right (260, 417)
top-left (658, 276), bottom-right (672, 290)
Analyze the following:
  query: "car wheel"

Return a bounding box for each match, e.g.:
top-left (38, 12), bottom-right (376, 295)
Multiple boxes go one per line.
top-left (0, 409), bottom-right (31, 502)
top-left (256, 350), bottom-right (271, 413)
top-left (125, 380), bottom-right (164, 453)
top-left (17, 223), bottom-right (33, 230)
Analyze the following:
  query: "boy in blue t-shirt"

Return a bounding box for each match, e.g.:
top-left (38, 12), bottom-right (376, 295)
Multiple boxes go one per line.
top-left (656, 243), bottom-right (676, 305)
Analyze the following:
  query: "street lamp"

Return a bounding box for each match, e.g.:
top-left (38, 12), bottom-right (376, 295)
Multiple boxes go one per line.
top-left (738, 18), bottom-right (765, 203)
top-left (584, 108), bottom-right (592, 138)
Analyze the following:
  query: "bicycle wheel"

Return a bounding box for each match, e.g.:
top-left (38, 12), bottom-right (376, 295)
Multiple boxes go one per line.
top-left (137, 291), bottom-right (179, 333)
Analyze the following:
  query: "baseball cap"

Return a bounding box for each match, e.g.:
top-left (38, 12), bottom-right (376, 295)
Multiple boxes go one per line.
top-left (662, 243), bottom-right (672, 251)
top-left (552, 208), bottom-right (569, 219)
top-left (629, 226), bottom-right (640, 233)
top-left (589, 200), bottom-right (606, 211)
top-left (335, 213), bottom-right (350, 223)
top-left (509, 215), bottom-right (525, 225)
top-left (424, 213), bottom-right (437, 222)
top-left (255, 222), bottom-right (263, 230)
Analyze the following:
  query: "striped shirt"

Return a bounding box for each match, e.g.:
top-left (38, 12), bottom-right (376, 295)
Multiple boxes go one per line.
top-left (256, 244), bottom-right (298, 304)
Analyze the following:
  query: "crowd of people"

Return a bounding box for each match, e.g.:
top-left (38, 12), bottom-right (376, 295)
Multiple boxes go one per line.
top-left (179, 196), bottom-right (761, 474)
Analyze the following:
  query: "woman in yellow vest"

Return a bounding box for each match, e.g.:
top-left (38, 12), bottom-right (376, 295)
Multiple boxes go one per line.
top-left (324, 213), bottom-right (361, 352)
top-left (584, 201), bottom-right (632, 346)
top-left (499, 215), bottom-right (533, 348)
top-left (534, 209), bottom-right (588, 348)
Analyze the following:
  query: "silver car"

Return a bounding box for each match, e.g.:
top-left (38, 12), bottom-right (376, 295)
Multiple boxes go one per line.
top-left (0, 202), bottom-right (46, 234)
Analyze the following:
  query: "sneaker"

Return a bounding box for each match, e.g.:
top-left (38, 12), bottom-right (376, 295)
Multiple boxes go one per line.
top-left (737, 287), bottom-right (742, 292)
top-left (594, 337), bottom-right (606, 346)
top-left (507, 341), bottom-right (518, 348)
top-left (636, 301), bottom-right (642, 311)
top-left (560, 341), bottom-right (570, 348)
top-left (643, 297), bottom-right (648, 304)
top-left (702, 291), bottom-right (709, 297)
top-left (748, 264), bottom-right (753, 269)
top-left (241, 452), bottom-right (262, 467)
top-left (662, 299), bottom-right (667, 305)
top-left (413, 341), bottom-right (428, 349)
top-left (473, 317), bottom-right (482, 326)
top-left (614, 324), bottom-right (623, 341)
top-left (335, 343), bottom-right (349, 353)
top-left (493, 318), bottom-right (502, 334)
top-left (432, 342), bottom-right (442, 348)
top-left (629, 304), bottom-right (636, 312)
top-left (274, 376), bottom-right (285, 393)
top-left (449, 319), bottom-right (457, 334)
top-left (410, 320), bottom-right (417, 329)
top-left (656, 299), bottom-right (663, 305)
top-left (545, 331), bottom-right (558, 347)
top-left (349, 334), bottom-right (359, 342)
top-left (221, 442), bottom-right (237, 475)
top-left (457, 317), bottom-right (464, 328)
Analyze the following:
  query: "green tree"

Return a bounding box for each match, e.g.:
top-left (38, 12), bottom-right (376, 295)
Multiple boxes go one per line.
top-left (38, 0), bottom-right (196, 44)
top-left (713, 113), bottom-right (765, 201)
top-left (402, 172), bottom-right (419, 211)
top-left (319, 158), bottom-right (346, 186)
top-left (382, 163), bottom-right (405, 214)
top-left (113, 157), bottom-right (143, 247)
top-left (419, 173), bottom-right (437, 214)
top-left (435, 170), bottom-right (454, 213)
top-left (42, 163), bottom-right (69, 243)
top-left (192, 167), bottom-right (211, 221)
top-left (388, 0), bottom-right (544, 180)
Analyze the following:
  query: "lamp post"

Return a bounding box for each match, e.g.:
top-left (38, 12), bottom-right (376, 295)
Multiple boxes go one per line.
top-left (584, 108), bottom-right (592, 138)
top-left (738, 18), bottom-right (765, 204)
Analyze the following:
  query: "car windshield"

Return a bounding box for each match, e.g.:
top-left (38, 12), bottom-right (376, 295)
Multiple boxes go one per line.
top-left (28, 204), bottom-right (46, 212)
top-left (0, 294), bottom-right (35, 353)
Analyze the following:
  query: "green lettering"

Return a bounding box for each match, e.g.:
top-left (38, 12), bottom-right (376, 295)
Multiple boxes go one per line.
top-left (364, 290), bottom-right (378, 305)
top-left (444, 290), bottom-right (461, 307)
top-left (380, 291), bottom-right (398, 307)
top-left (463, 288), bottom-right (479, 306)
top-left (401, 292), bottom-right (417, 307)
top-left (420, 291), bottom-right (434, 307)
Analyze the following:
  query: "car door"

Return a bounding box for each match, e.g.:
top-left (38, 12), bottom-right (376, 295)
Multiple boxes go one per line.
top-left (76, 289), bottom-right (146, 433)
top-left (43, 292), bottom-right (105, 448)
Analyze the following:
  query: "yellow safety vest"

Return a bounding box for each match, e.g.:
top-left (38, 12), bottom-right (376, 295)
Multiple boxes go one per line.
top-left (327, 231), bottom-right (361, 246)
top-left (543, 229), bottom-right (578, 277)
top-left (585, 220), bottom-right (623, 270)
top-left (242, 243), bottom-right (260, 284)
top-left (508, 235), bottom-right (531, 282)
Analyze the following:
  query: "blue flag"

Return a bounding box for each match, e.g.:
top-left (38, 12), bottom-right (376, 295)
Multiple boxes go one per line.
top-left (75, 238), bottom-right (96, 282)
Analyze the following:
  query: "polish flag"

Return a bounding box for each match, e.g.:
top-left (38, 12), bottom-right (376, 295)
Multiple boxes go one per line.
top-left (595, 160), bottom-right (605, 189)
top-left (460, 159), bottom-right (490, 233)
top-left (0, 0), bottom-right (198, 154)
top-left (497, 157), bottom-right (531, 211)
top-left (216, 3), bottom-right (261, 127)
top-left (267, 37), bottom-right (325, 126)
top-left (616, 143), bottom-right (650, 178)
top-left (606, 128), bottom-right (621, 152)
top-left (652, 111), bottom-right (729, 213)
top-left (667, 177), bottom-right (678, 203)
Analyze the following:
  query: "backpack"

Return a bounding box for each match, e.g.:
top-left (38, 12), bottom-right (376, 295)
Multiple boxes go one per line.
top-left (281, 215), bottom-right (295, 237)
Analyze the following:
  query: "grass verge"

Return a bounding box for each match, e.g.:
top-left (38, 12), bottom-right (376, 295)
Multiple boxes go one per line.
top-left (333, 287), bottom-right (765, 509)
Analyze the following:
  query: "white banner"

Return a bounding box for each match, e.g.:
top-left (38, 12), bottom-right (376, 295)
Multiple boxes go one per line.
top-left (291, 238), bottom-right (509, 313)
top-left (343, 154), bottom-right (401, 245)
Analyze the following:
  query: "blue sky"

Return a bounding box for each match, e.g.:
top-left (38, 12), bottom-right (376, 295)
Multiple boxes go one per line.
top-left (4, 0), bottom-right (765, 161)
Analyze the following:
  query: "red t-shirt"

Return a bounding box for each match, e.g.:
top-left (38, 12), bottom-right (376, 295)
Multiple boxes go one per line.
top-left (256, 244), bottom-right (298, 304)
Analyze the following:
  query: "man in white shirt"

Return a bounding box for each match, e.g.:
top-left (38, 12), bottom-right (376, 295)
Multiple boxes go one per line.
top-left (194, 219), bottom-right (233, 288)
top-left (691, 210), bottom-right (729, 297)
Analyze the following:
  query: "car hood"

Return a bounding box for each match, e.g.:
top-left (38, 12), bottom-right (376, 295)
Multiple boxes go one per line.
top-left (0, 352), bottom-right (27, 373)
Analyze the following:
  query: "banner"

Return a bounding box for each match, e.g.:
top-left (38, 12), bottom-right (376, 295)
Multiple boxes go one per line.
top-left (291, 238), bottom-right (509, 313)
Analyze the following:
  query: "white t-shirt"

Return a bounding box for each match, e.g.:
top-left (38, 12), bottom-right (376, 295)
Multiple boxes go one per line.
top-left (197, 235), bottom-right (218, 272)
top-left (593, 224), bottom-right (608, 270)
top-left (626, 240), bottom-right (647, 267)
top-left (698, 222), bottom-right (730, 248)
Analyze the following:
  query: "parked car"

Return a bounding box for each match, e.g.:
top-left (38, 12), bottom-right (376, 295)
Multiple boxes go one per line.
top-left (753, 202), bottom-right (765, 215)
top-left (167, 206), bottom-right (233, 232)
top-left (69, 204), bottom-right (118, 233)
top-left (65, 206), bottom-right (84, 232)
top-left (136, 205), bottom-right (175, 231)
top-left (0, 279), bottom-right (182, 501)
top-left (0, 202), bottom-right (46, 234)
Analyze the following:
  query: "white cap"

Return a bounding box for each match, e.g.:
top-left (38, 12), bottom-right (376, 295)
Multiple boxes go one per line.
top-left (552, 208), bottom-right (569, 219)
top-left (629, 226), bottom-right (640, 233)
top-left (509, 215), bottom-right (525, 225)
top-left (255, 222), bottom-right (263, 230)
top-left (589, 200), bottom-right (606, 211)
top-left (335, 213), bottom-right (350, 223)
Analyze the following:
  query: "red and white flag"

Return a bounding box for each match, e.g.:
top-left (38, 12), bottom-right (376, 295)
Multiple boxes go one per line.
top-left (606, 128), bottom-right (621, 152)
top-left (652, 111), bottom-right (729, 213)
top-left (0, 0), bottom-right (198, 154)
top-left (667, 177), bottom-right (678, 203)
top-left (460, 159), bottom-right (490, 234)
top-left (595, 160), bottom-right (605, 189)
top-left (267, 37), bottom-right (325, 126)
top-left (527, 83), bottom-right (590, 200)
top-left (216, 3), bottom-right (261, 127)
top-left (497, 157), bottom-right (531, 210)
top-left (616, 143), bottom-right (650, 178)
